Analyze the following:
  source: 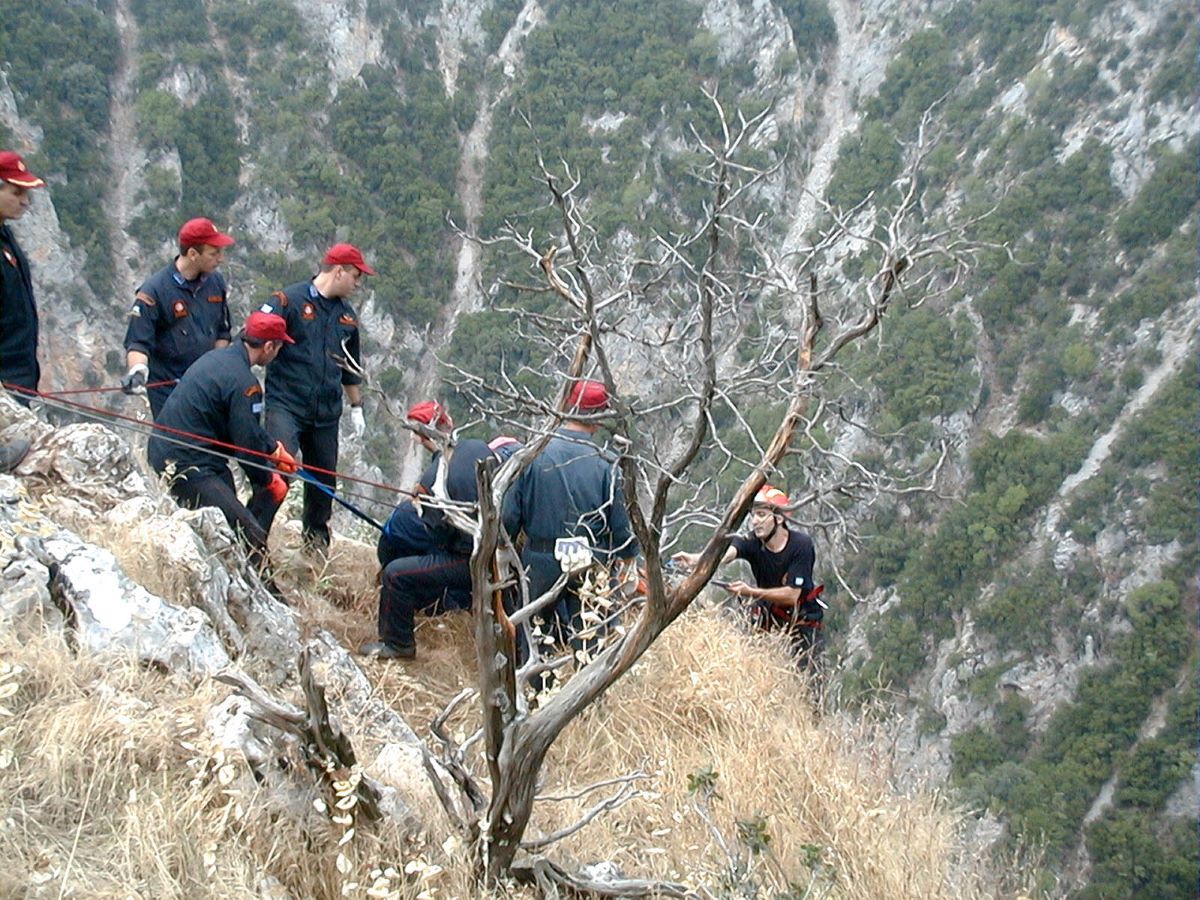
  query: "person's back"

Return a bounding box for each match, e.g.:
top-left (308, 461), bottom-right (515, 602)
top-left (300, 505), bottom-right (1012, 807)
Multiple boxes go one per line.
top-left (148, 343), bottom-right (250, 474)
top-left (500, 381), bottom-right (637, 666)
top-left (145, 313), bottom-right (295, 572)
top-left (504, 426), bottom-right (633, 561)
top-left (419, 437), bottom-right (495, 555)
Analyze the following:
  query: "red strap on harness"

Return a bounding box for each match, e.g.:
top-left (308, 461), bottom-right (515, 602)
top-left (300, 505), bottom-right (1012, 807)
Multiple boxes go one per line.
top-left (769, 584), bottom-right (825, 626)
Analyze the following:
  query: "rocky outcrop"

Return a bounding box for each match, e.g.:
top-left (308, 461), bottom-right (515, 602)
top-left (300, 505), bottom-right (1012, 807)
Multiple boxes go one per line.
top-left (0, 393), bottom-right (445, 835)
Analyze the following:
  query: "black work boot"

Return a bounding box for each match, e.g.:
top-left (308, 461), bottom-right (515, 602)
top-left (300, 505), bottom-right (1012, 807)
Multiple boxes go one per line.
top-left (0, 438), bottom-right (30, 474)
top-left (357, 640), bottom-right (416, 660)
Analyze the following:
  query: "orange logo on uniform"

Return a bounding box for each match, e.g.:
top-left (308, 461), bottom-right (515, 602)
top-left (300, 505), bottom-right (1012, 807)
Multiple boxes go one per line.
top-left (338, 314), bottom-right (356, 327)
top-left (173, 300), bottom-right (188, 318)
top-left (302, 303), bottom-right (316, 321)
top-left (207, 295), bottom-right (223, 303)
top-left (243, 384), bottom-right (263, 398)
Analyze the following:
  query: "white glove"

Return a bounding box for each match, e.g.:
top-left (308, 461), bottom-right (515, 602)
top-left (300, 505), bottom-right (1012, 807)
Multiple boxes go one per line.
top-left (347, 405), bottom-right (366, 440)
top-left (121, 363), bottom-right (149, 396)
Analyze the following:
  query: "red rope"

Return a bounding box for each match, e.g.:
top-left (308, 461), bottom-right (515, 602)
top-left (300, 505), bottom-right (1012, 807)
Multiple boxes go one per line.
top-left (3, 381), bottom-right (410, 497)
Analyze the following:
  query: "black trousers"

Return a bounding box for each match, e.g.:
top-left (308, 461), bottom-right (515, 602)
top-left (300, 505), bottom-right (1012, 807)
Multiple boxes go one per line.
top-left (749, 601), bottom-right (824, 671)
top-left (378, 552), bottom-right (473, 648)
top-left (166, 466), bottom-right (271, 566)
top-left (257, 406), bottom-right (339, 547)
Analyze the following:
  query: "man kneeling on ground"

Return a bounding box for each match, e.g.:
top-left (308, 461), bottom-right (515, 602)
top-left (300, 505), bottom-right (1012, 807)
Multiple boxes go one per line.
top-left (147, 311), bottom-right (298, 573)
top-left (359, 404), bottom-right (496, 660)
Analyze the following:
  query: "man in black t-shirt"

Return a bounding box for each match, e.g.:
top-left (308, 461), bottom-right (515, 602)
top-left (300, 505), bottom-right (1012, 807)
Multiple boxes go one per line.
top-left (673, 485), bottom-right (825, 669)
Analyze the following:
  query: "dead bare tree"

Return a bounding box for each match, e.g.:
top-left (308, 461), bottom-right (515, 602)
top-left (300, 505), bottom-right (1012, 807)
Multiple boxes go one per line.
top-left (420, 96), bottom-right (988, 891)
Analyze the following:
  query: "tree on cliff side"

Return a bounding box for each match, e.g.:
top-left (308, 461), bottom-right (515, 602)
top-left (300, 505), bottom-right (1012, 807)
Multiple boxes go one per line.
top-left (421, 96), bottom-right (989, 890)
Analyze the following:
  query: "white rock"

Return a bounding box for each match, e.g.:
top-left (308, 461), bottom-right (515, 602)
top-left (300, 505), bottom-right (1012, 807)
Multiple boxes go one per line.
top-left (41, 530), bottom-right (231, 676)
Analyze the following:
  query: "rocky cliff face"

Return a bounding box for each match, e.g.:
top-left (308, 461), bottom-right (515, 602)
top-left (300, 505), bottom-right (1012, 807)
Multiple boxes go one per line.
top-left (2, 0), bottom-right (1196, 891)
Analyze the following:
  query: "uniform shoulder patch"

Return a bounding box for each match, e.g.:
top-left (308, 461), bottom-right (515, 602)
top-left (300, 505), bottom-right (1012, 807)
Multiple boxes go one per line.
top-left (272, 291), bottom-right (288, 307)
top-left (207, 294), bottom-right (224, 303)
top-left (243, 383), bottom-right (263, 399)
top-left (338, 313), bottom-right (357, 326)
top-left (135, 291), bottom-right (157, 307)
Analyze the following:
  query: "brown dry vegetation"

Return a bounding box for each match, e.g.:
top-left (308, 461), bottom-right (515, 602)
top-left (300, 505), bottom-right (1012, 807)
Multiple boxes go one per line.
top-left (0, 521), bottom-right (1020, 898)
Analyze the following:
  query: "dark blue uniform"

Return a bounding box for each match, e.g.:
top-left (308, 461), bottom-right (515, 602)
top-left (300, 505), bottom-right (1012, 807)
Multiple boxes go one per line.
top-left (123, 262), bottom-right (232, 418)
top-left (147, 340), bottom-right (277, 561)
top-left (378, 501), bottom-right (433, 566)
top-left (0, 224), bottom-right (38, 399)
top-left (502, 426), bottom-right (636, 652)
top-left (255, 281), bottom-right (363, 549)
top-left (376, 439), bottom-right (496, 653)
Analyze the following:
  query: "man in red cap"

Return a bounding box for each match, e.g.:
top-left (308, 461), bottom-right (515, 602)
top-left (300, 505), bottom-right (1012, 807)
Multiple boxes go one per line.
top-left (502, 378), bottom-right (637, 665)
top-left (122, 217), bottom-right (236, 418)
top-left (361, 405), bottom-right (499, 660)
top-left (147, 311), bottom-right (298, 574)
top-left (374, 401), bottom-right (455, 567)
top-left (0, 150), bottom-right (47, 470)
top-left (254, 242), bottom-right (375, 554)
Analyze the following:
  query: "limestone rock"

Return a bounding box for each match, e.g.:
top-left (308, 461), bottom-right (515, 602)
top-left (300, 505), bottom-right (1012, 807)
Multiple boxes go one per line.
top-left (40, 529), bottom-right (231, 676)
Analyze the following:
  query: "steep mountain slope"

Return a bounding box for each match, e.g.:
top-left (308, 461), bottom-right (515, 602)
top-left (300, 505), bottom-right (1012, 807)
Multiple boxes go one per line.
top-left (1, 0), bottom-right (1195, 893)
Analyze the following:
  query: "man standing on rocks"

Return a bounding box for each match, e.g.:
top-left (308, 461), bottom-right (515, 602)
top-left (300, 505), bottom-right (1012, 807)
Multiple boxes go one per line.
top-left (253, 243), bottom-right (374, 555)
top-left (0, 150), bottom-right (47, 470)
top-left (121, 217), bottom-right (236, 419)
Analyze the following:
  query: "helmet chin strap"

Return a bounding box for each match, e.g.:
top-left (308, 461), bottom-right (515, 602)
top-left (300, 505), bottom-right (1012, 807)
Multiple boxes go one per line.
top-left (760, 513), bottom-right (782, 545)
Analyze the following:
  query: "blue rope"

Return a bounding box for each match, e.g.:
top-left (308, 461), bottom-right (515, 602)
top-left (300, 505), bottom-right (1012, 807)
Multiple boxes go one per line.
top-left (295, 468), bottom-right (385, 533)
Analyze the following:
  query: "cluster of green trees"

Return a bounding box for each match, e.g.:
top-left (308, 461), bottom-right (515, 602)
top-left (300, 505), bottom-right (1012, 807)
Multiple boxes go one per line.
top-left (328, 67), bottom-right (463, 324)
top-left (854, 425), bottom-right (1091, 687)
top-left (128, 0), bottom-right (242, 224)
top-left (480, 0), bottom-right (742, 243)
top-left (0, 1), bottom-right (119, 291)
top-left (847, 306), bottom-right (977, 439)
top-left (825, 5), bottom-right (1196, 890)
top-left (952, 579), bottom-right (1194, 896)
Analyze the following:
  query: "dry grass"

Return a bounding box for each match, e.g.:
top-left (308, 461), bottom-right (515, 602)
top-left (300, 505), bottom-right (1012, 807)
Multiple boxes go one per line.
top-left (0, 629), bottom-right (443, 899)
top-left (290, 536), bottom-right (1011, 898)
top-left (2, 505), bottom-right (1017, 897)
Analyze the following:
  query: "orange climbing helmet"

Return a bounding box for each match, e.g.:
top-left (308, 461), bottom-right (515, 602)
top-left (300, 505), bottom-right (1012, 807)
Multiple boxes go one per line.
top-left (753, 485), bottom-right (790, 509)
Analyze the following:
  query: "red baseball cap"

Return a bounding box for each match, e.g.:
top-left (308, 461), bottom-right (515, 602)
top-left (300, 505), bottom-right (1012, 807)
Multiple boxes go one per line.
top-left (565, 379), bottom-right (610, 412)
top-left (179, 217), bottom-right (235, 248)
top-left (0, 151), bottom-right (45, 189)
top-left (323, 242), bottom-right (377, 275)
top-left (406, 400), bottom-right (453, 430)
top-left (245, 311), bottom-right (295, 344)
